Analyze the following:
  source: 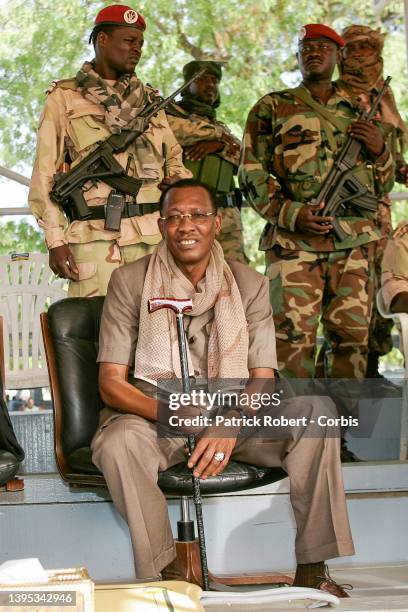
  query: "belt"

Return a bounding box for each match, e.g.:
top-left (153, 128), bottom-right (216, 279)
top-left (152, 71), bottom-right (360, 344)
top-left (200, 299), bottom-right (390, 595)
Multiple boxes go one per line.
top-left (216, 191), bottom-right (242, 209)
top-left (67, 201), bottom-right (160, 222)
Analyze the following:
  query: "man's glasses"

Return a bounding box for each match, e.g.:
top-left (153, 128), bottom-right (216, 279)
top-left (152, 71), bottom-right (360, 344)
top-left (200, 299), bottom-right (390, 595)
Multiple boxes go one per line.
top-left (159, 211), bottom-right (217, 226)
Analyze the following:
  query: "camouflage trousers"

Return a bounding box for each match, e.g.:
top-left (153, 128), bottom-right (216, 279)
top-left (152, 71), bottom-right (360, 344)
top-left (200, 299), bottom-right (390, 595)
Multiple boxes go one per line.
top-left (218, 207), bottom-right (248, 264)
top-left (68, 240), bottom-right (157, 297)
top-left (266, 242), bottom-right (375, 378)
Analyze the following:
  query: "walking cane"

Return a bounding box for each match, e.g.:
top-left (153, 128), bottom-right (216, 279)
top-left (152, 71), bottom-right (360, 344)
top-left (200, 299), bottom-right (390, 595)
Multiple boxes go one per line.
top-left (148, 297), bottom-right (210, 591)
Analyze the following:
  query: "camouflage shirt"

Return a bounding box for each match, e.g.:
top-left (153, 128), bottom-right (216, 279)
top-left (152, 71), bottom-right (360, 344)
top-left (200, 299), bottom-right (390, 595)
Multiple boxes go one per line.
top-left (167, 104), bottom-right (244, 239)
top-left (167, 105), bottom-right (241, 166)
top-left (29, 79), bottom-right (191, 250)
top-left (239, 81), bottom-right (395, 252)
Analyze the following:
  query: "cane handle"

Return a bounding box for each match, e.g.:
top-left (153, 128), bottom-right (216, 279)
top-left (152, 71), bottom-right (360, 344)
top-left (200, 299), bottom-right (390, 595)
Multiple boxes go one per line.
top-left (148, 297), bottom-right (193, 315)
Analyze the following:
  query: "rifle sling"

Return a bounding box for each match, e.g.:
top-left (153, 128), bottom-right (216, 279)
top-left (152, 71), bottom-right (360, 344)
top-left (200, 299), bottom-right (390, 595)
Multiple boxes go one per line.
top-left (288, 86), bottom-right (350, 152)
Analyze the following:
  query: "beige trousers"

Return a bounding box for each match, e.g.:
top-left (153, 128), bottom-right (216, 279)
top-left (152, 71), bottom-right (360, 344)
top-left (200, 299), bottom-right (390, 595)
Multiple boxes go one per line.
top-left (91, 395), bottom-right (355, 579)
top-left (68, 240), bottom-right (157, 298)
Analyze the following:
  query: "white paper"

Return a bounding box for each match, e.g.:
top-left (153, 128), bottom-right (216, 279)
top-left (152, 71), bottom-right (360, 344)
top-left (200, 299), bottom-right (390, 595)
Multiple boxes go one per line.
top-left (0, 558), bottom-right (48, 585)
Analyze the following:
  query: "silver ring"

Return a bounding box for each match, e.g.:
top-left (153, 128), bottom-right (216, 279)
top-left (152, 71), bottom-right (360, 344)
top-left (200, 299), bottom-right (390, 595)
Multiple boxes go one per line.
top-left (213, 451), bottom-right (225, 462)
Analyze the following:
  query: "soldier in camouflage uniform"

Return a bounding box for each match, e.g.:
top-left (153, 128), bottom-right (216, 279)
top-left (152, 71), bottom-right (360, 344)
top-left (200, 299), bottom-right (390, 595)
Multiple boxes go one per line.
top-left (29, 4), bottom-right (191, 297)
top-left (239, 23), bottom-right (395, 380)
top-left (339, 25), bottom-right (408, 377)
top-left (167, 61), bottom-right (247, 263)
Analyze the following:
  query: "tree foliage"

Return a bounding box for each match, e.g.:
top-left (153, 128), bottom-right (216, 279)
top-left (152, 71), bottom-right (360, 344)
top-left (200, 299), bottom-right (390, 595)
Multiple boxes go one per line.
top-left (0, 219), bottom-right (47, 255)
top-left (0, 0), bottom-right (407, 260)
top-left (0, 0), bottom-right (407, 167)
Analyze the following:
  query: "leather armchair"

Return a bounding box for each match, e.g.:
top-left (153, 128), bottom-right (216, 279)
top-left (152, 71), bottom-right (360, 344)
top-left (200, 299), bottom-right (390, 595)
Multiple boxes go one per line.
top-left (41, 297), bottom-right (288, 585)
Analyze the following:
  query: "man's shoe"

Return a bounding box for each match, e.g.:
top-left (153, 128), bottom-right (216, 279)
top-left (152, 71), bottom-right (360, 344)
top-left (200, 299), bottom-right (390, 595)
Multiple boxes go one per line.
top-left (316, 565), bottom-right (352, 598)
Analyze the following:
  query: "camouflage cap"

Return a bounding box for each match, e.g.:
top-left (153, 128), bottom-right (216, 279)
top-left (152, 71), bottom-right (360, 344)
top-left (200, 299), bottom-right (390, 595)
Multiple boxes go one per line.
top-left (183, 60), bottom-right (222, 83)
top-left (342, 25), bottom-right (386, 53)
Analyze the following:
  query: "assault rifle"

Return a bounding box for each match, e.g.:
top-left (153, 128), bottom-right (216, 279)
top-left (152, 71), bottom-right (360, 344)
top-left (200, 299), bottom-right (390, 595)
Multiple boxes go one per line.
top-left (313, 76), bottom-right (392, 241)
top-left (50, 70), bottom-right (205, 221)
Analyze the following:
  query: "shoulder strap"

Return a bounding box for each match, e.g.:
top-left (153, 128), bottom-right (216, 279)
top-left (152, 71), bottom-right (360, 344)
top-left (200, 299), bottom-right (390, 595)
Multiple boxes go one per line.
top-left (289, 86), bottom-right (350, 132)
top-left (287, 86), bottom-right (351, 152)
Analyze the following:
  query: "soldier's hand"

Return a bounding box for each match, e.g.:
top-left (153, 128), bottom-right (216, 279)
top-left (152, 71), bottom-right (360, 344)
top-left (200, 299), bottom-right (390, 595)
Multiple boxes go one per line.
top-left (158, 175), bottom-right (181, 191)
top-left (295, 203), bottom-right (333, 235)
top-left (49, 244), bottom-right (79, 281)
top-left (221, 133), bottom-right (241, 155)
top-left (397, 163), bottom-right (408, 187)
top-left (184, 140), bottom-right (224, 161)
top-left (348, 120), bottom-right (384, 158)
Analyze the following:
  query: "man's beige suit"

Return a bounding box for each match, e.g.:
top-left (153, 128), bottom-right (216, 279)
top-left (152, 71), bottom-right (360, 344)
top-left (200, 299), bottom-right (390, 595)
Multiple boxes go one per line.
top-left (92, 255), bottom-right (354, 579)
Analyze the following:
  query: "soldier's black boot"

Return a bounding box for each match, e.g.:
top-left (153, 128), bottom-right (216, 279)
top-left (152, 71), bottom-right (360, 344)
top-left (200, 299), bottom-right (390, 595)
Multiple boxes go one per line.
top-left (366, 351), bottom-right (381, 378)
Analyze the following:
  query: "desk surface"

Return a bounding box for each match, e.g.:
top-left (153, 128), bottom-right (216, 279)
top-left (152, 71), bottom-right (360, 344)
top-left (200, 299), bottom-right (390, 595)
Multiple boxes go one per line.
top-left (95, 580), bottom-right (203, 611)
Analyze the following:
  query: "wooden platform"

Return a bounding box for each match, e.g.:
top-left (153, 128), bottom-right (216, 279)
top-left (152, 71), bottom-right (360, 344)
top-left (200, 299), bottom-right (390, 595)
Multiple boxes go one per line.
top-left (1, 464), bottom-right (408, 583)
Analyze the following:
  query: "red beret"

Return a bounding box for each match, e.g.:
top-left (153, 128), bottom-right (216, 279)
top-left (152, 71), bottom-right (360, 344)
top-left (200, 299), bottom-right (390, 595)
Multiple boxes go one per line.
top-left (91, 4), bottom-right (146, 38)
top-left (298, 24), bottom-right (345, 47)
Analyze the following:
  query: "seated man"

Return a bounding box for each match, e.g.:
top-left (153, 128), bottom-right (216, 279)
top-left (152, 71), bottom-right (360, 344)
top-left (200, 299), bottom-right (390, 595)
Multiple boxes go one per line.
top-left (92, 178), bottom-right (354, 595)
top-left (382, 221), bottom-right (408, 314)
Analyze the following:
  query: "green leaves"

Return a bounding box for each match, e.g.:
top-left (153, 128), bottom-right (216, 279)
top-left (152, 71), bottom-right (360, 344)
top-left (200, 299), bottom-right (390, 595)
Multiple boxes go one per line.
top-left (1, 0), bottom-right (406, 168)
top-left (0, 219), bottom-right (46, 255)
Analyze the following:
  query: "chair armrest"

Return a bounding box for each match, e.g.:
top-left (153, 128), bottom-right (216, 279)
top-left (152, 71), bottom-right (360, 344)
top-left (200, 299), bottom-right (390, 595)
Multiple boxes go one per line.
top-left (376, 289), bottom-right (395, 319)
top-left (392, 313), bottom-right (408, 377)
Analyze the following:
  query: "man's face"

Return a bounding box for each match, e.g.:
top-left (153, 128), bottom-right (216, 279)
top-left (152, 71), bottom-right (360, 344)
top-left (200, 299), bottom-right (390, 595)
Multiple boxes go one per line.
top-left (342, 39), bottom-right (375, 61)
top-left (158, 186), bottom-right (221, 269)
top-left (189, 72), bottom-right (220, 105)
top-left (98, 26), bottom-right (144, 74)
top-left (297, 37), bottom-right (340, 80)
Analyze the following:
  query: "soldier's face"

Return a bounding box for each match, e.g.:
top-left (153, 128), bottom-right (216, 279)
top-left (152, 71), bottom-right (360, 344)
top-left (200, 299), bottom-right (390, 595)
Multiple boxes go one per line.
top-left (189, 73), bottom-right (220, 106)
top-left (158, 186), bottom-right (221, 272)
top-left (297, 37), bottom-right (340, 80)
top-left (98, 27), bottom-right (144, 75)
top-left (343, 39), bottom-right (375, 60)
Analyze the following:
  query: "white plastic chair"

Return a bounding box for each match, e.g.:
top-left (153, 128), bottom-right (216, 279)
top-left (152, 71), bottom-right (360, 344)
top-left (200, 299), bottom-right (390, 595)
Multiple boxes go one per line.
top-left (0, 253), bottom-right (67, 390)
top-left (376, 289), bottom-right (408, 459)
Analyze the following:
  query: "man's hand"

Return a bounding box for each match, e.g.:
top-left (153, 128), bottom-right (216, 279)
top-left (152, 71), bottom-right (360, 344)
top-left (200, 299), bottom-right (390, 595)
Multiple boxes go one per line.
top-left (397, 163), bottom-right (408, 187)
top-left (187, 422), bottom-right (240, 480)
top-left (158, 175), bottom-right (183, 191)
top-left (184, 140), bottom-right (224, 161)
top-left (49, 244), bottom-right (79, 280)
top-left (295, 202), bottom-right (333, 235)
top-left (348, 120), bottom-right (384, 158)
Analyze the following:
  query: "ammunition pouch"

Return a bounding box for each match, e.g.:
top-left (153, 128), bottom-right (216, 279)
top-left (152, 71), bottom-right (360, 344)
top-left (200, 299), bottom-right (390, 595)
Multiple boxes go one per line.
top-left (184, 154), bottom-right (235, 193)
